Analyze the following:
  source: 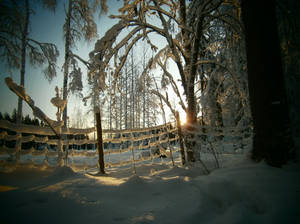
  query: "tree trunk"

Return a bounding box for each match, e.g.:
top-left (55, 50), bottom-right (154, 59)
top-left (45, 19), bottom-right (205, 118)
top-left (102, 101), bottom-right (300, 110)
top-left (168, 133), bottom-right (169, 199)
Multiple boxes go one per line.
top-left (176, 112), bottom-right (186, 165)
top-left (62, 0), bottom-right (73, 127)
top-left (241, 0), bottom-right (293, 167)
top-left (96, 108), bottom-right (105, 174)
top-left (119, 76), bottom-right (123, 130)
top-left (17, 0), bottom-right (30, 124)
top-left (108, 75), bottom-right (112, 130)
top-left (185, 80), bottom-right (197, 162)
top-left (142, 45), bottom-right (147, 128)
top-left (130, 51), bottom-right (135, 128)
top-left (184, 15), bottom-right (204, 162)
top-left (125, 64), bottom-right (128, 129)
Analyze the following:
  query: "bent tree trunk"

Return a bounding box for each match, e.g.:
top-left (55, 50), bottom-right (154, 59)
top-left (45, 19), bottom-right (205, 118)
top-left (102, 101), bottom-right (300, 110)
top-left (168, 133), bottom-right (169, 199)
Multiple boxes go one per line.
top-left (241, 0), bottom-right (294, 167)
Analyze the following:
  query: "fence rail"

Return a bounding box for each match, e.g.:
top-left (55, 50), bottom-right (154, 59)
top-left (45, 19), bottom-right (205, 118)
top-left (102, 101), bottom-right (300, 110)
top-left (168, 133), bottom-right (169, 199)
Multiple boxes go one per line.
top-left (0, 120), bottom-right (182, 171)
top-left (0, 119), bottom-right (252, 172)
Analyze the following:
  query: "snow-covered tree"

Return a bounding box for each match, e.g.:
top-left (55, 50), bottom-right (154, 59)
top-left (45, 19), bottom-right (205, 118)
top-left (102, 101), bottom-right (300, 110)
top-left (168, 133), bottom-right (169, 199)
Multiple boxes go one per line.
top-left (70, 107), bottom-right (88, 128)
top-left (102, 46), bottom-right (160, 130)
top-left (197, 1), bottom-right (250, 129)
top-left (62, 0), bottom-right (108, 127)
top-left (88, 0), bottom-right (249, 159)
top-left (0, 0), bottom-right (59, 123)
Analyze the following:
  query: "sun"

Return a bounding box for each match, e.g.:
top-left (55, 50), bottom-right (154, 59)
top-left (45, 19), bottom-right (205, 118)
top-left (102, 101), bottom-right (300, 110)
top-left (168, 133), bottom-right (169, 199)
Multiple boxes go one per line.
top-left (180, 112), bottom-right (187, 125)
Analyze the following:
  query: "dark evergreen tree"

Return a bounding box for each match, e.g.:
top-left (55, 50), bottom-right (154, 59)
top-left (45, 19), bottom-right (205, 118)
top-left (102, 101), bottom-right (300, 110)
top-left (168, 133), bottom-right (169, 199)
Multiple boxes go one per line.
top-left (3, 113), bottom-right (11, 122)
top-left (23, 114), bottom-right (32, 125)
top-left (241, 0), bottom-right (294, 166)
top-left (11, 108), bottom-right (17, 123)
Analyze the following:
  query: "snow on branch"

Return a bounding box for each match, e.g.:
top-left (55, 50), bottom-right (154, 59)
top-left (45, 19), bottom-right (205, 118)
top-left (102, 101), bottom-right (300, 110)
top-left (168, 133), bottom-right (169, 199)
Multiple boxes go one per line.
top-left (27, 38), bottom-right (59, 82)
top-left (89, 21), bottom-right (154, 93)
top-left (69, 51), bottom-right (92, 69)
top-left (5, 77), bottom-right (63, 136)
top-left (68, 57), bottom-right (83, 97)
top-left (157, 60), bottom-right (187, 112)
top-left (111, 31), bottom-right (151, 82)
top-left (89, 20), bottom-right (126, 62)
top-left (151, 89), bottom-right (176, 117)
top-left (195, 60), bottom-right (247, 102)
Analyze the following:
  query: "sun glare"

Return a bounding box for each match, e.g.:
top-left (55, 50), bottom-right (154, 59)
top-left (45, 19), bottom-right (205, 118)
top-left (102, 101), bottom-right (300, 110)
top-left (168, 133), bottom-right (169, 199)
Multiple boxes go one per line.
top-left (180, 113), bottom-right (187, 125)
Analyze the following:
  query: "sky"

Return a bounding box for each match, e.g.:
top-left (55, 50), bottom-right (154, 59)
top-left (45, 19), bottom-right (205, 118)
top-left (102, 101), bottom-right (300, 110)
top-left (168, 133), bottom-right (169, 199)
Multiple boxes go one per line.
top-left (0, 0), bottom-right (122, 126)
top-left (0, 0), bottom-right (185, 128)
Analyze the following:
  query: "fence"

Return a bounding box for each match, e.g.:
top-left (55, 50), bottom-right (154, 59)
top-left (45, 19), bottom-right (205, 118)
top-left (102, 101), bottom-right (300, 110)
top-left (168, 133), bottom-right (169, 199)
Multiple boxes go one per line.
top-left (0, 119), bottom-right (252, 173)
top-left (0, 120), bottom-right (182, 172)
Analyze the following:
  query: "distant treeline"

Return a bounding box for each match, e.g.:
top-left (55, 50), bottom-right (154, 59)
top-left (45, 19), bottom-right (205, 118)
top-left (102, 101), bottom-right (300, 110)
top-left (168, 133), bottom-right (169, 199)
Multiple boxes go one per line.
top-left (0, 109), bottom-right (44, 126)
top-left (0, 109), bottom-right (91, 150)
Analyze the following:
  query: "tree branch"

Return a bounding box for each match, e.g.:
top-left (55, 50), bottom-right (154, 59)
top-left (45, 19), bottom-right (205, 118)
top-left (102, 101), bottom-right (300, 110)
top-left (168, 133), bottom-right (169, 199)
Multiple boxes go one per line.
top-left (69, 51), bottom-right (91, 69)
top-left (157, 59), bottom-right (187, 112)
top-left (151, 89), bottom-right (176, 117)
top-left (153, 0), bottom-right (187, 95)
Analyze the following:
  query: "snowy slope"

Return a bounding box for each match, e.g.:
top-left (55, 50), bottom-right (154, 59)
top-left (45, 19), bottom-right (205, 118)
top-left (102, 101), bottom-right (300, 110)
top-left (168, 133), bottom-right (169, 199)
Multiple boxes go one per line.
top-left (0, 156), bottom-right (299, 224)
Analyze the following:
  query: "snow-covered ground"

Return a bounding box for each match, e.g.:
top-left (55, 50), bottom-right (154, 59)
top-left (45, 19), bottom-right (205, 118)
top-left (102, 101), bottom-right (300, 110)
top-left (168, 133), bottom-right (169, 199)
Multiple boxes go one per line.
top-left (0, 153), bottom-right (299, 224)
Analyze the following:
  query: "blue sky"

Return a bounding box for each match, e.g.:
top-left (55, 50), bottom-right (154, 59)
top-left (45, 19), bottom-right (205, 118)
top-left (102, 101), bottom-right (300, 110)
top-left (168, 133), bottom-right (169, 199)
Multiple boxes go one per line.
top-left (0, 0), bottom-right (122, 126)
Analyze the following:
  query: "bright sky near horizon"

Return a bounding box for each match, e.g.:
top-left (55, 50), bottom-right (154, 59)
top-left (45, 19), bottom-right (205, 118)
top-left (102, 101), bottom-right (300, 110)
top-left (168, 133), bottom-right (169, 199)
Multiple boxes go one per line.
top-left (0, 0), bottom-right (185, 128)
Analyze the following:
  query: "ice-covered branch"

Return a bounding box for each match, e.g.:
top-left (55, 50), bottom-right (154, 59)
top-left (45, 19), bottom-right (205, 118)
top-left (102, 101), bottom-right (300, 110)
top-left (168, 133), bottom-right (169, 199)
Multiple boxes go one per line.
top-left (27, 38), bottom-right (59, 82)
top-left (151, 89), bottom-right (176, 117)
top-left (204, 14), bottom-right (244, 34)
top-left (146, 5), bottom-right (180, 25)
top-left (195, 60), bottom-right (247, 102)
top-left (157, 60), bottom-right (187, 112)
top-left (5, 77), bottom-right (62, 136)
top-left (152, 0), bottom-right (187, 95)
top-left (69, 51), bottom-right (91, 69)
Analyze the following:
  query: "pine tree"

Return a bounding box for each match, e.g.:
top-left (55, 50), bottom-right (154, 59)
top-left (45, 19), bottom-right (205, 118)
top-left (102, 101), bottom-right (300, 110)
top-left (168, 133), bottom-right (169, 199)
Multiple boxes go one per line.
top-left (11, 108), bottom-right (17, 123)
top-left (3, 113), bottom-right (11, 122)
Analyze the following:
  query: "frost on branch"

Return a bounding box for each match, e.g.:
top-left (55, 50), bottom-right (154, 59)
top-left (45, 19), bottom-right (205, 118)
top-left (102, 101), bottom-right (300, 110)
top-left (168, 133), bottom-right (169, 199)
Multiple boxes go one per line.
top-left (68, 58), bottom-right (83, 97)
top-left (85, 0), bottom-right (252, 162)
top-left (88, 21), bottom-right (127, 93)
top-left (5, 77), bottom-right (63, 136)
top-left (27, 39), bottom-right (59, 82)
top-left (51, 86), bottom-right (67, 122)
top-left (90, 21), bottom-right (126, 63)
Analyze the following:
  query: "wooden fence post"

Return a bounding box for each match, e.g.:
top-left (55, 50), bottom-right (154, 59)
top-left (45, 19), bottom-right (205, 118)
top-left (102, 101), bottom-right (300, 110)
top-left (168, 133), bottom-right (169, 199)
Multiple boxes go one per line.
top-left (176, 112), bottom-right (186, 165)
top-left (130, 132), bottom-right (137, 174)
top-left (96, 108), bottom-right (105, 174)
top-left (165, 125), bottom-right (175, 166)
top-left (15, 132), bottom-right (22, 163)
top-left (57, 136), bottom-right (64, 166)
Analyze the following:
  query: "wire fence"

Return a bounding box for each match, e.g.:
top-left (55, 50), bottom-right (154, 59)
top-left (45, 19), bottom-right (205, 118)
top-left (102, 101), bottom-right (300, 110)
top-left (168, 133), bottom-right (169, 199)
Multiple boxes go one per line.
top-left (0, 119), bottom-right (252, 173)
top-left (0, 120), bottom-right (182, 172)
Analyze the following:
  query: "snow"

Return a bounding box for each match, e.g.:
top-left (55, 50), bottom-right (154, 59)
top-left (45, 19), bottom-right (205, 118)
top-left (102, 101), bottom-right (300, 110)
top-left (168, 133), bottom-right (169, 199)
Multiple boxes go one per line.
top-left (0, 154), bottom-right (299, 224)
